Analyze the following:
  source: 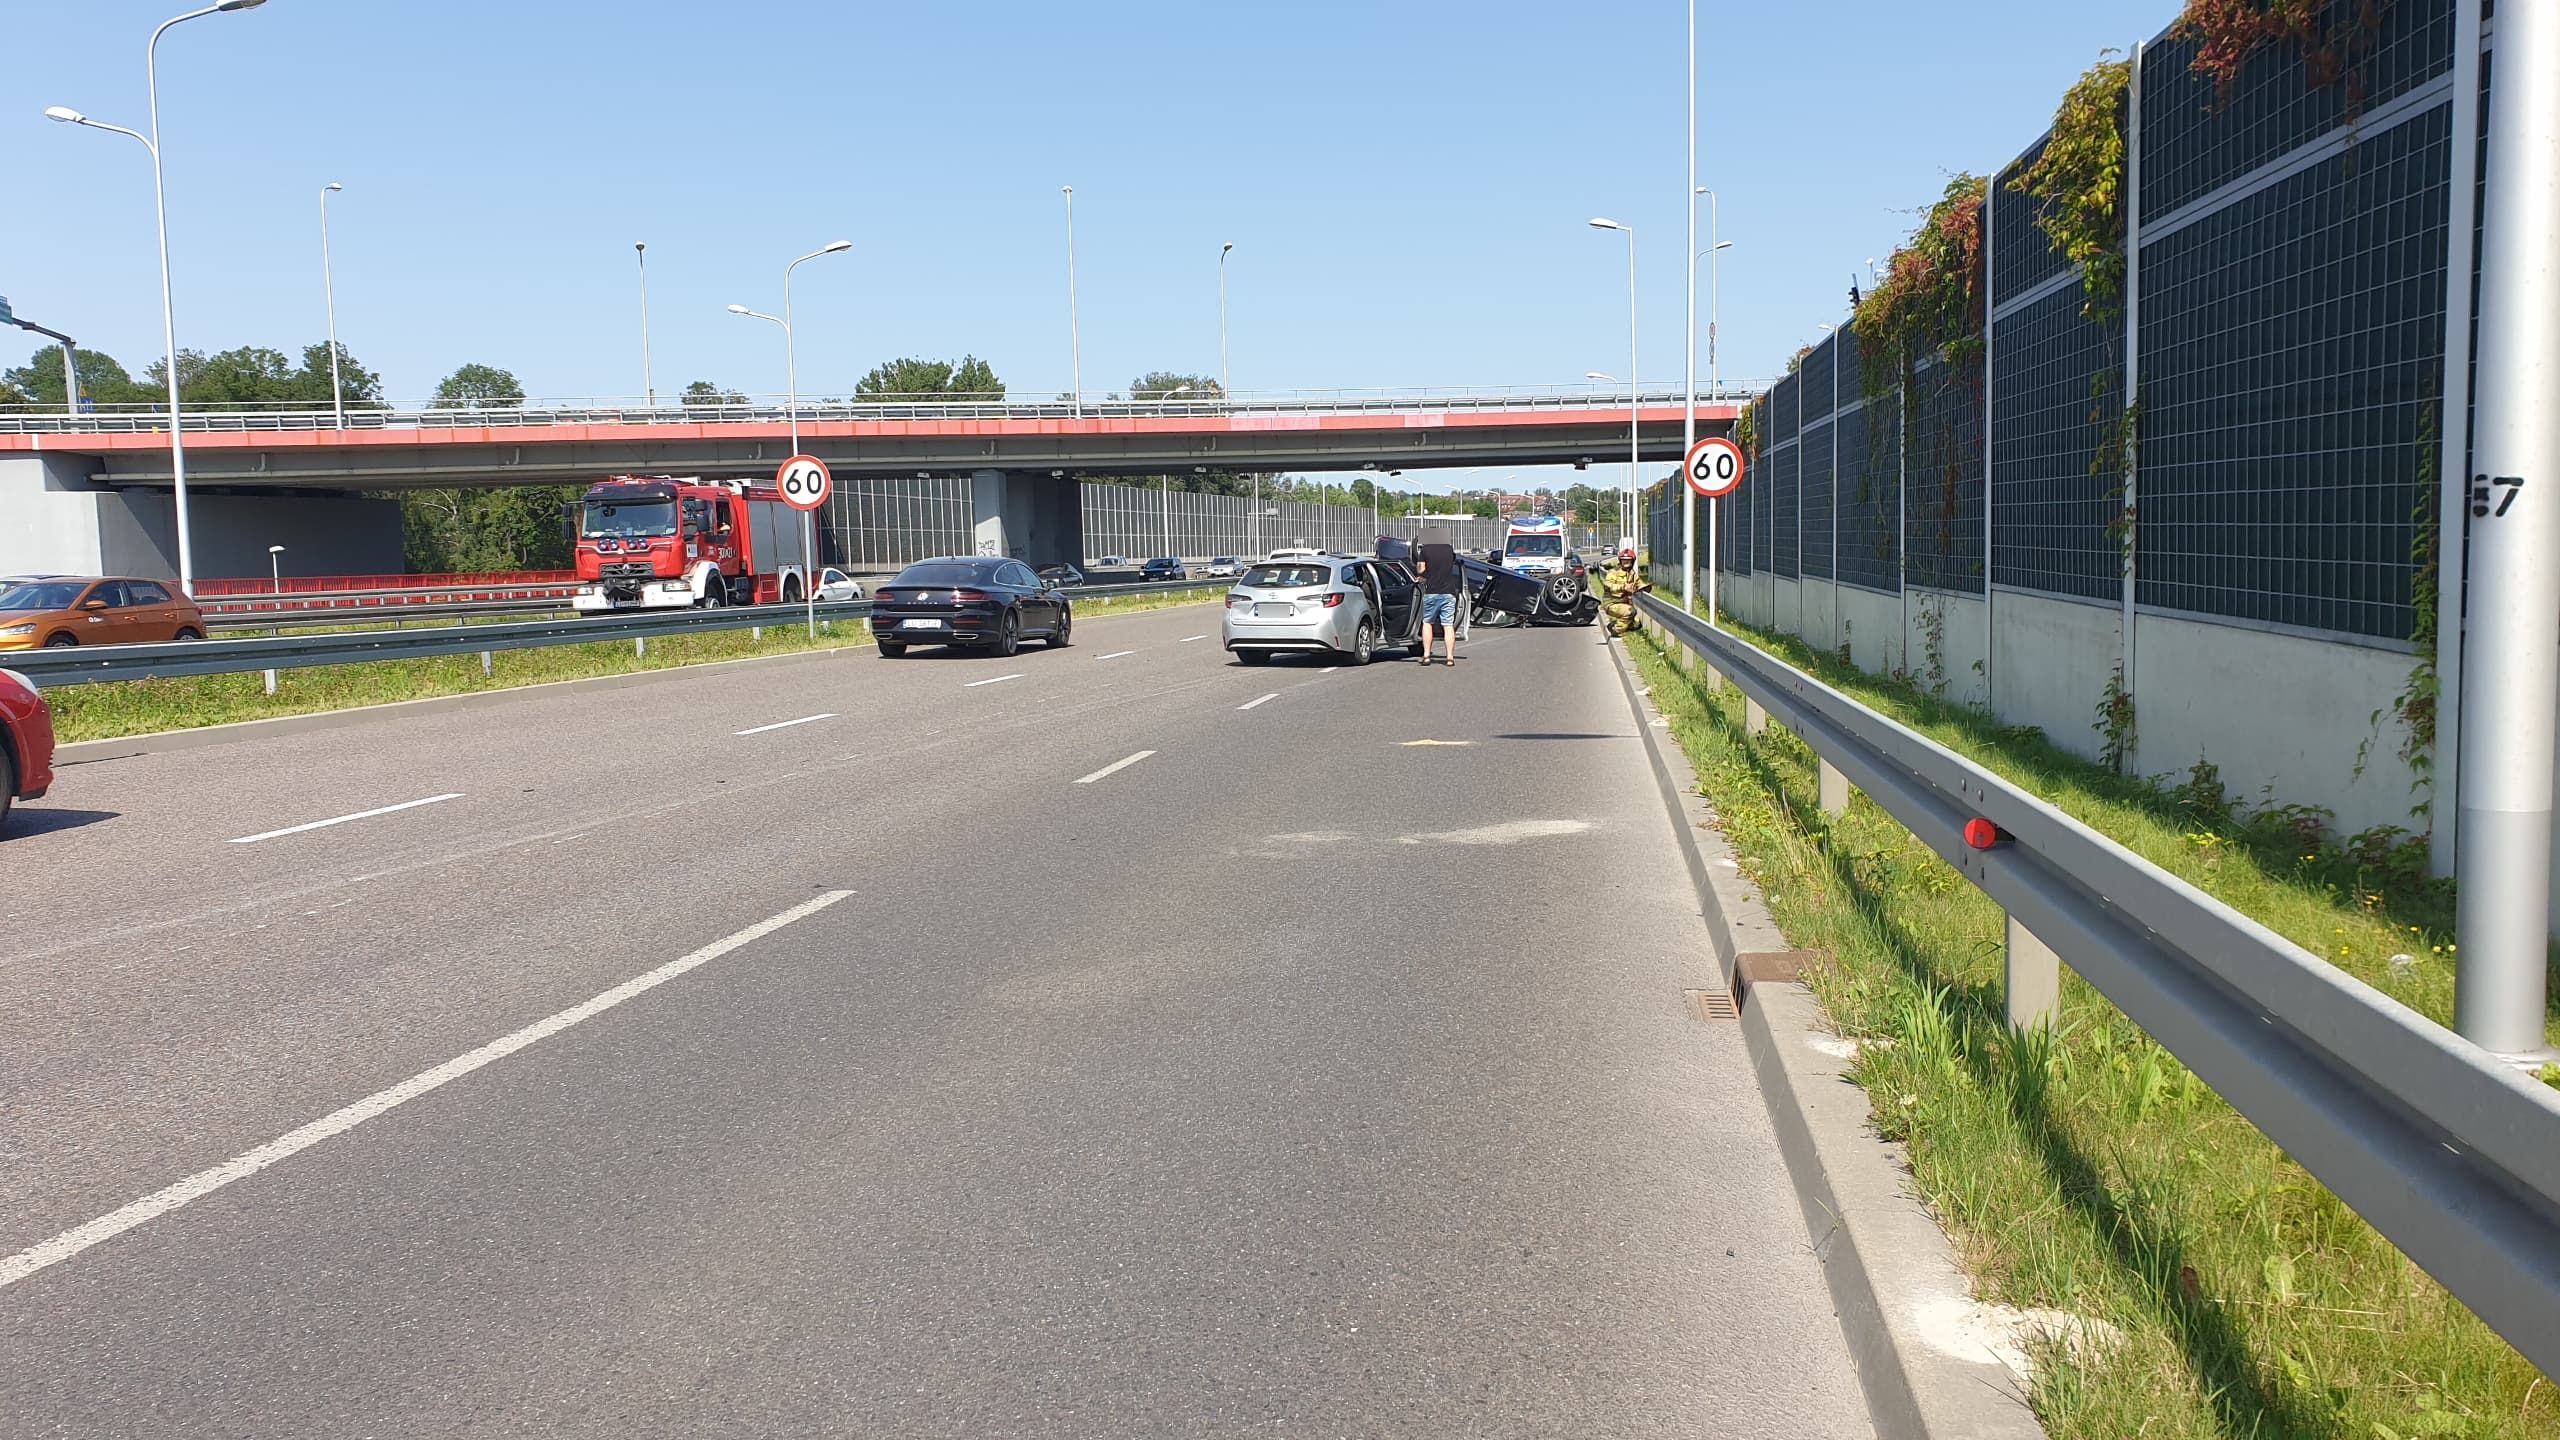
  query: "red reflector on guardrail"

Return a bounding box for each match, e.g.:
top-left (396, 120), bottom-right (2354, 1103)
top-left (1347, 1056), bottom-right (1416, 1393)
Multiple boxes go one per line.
top-left (1963, 818), bottom-right (2010, 850)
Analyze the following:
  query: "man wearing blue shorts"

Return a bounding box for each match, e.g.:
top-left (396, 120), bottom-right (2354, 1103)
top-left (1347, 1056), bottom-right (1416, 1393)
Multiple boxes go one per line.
top-left (1415, 529), bottom-right (1462, 667)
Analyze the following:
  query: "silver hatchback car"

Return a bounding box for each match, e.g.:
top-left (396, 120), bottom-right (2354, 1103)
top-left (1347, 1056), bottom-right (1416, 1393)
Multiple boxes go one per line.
top-left (1221, 556), bottom-right (1417, 665)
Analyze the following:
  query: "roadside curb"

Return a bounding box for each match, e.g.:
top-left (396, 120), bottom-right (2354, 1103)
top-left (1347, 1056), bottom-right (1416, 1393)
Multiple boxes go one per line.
top-left (1604, 629), bottom-right (2049, 1440)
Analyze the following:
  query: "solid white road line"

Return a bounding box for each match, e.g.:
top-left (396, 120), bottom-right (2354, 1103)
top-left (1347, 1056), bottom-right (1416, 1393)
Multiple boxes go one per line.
top-left (1096, 650), bottom-right (1137, 661)
top-left (228, 793), bottom-right (463, 846)
top-left (733, 713), bottom-right (836, 736)
top-left (964, 673), bottom-right (1025, 687)
top-left (0, 890), bottom-right (856, 1291)
top-left (1237, 693), bottom-right (1279, 711)
top-left (1074, 750), bottom-right (1156, 785)
top-left (1178, 634), bottom-right (1208, 643)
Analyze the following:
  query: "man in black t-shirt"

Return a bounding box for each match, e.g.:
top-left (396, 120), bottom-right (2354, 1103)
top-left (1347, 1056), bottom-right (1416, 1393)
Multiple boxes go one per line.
top-left (1415, 527), bottom-right (1462, 667)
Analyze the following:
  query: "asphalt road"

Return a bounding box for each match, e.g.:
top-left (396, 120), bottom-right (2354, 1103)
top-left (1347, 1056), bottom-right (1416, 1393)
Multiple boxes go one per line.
top-left (0, 602), bottom-right (1871, 1437)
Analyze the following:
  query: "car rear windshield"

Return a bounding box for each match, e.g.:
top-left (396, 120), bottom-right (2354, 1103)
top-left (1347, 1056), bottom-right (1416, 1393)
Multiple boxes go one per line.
top-left (1240, 564), bottom-right (1334, 589)
top-left (1505, 535), bottom-right (1564, 557)
top-left (892, 562), bottom-right (993, 586)
top-left (0, 582), bottom-right (88, 611)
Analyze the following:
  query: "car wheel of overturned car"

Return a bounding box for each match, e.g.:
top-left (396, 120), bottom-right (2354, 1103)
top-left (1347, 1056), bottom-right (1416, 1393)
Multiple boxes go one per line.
top-left (1547, 574), bottom-right (1583, 608)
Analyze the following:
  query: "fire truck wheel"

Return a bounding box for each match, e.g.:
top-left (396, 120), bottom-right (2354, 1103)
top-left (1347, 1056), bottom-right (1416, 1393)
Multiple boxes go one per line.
top-left (878, 640), bottom-right (907, 658)
top-left (781, 577), bottom-right (804, 605)
top-left (1045, 607), bottom-right (1073, 648)
top-left (994, 610), bottom-right (1021, 658)
top-left (698, 576), bottom-right (727, 608)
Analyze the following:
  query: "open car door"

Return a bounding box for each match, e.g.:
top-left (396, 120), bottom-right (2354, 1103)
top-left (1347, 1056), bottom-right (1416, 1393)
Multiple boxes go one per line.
top-left (1374, 535), bottom-right (1543, 619)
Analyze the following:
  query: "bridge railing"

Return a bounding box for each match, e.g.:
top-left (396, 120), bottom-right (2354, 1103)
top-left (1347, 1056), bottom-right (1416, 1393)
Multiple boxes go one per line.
top-left (1630, 590), bottom-right (2560, 1376)
top-left (0, 384), bottom-right (1763, 438)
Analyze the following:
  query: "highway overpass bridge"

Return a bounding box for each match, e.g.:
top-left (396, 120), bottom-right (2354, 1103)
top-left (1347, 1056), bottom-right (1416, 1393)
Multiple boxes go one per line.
top-left (1, 388), bottom-right (1738, 577)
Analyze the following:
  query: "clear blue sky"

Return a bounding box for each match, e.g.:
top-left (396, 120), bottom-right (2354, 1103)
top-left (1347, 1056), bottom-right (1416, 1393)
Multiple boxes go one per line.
top-left (7, 0), bottom-right (2175, 494)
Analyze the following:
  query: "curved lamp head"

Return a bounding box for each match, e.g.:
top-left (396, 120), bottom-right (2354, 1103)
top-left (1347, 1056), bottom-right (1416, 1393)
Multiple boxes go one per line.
top-left (1585, 371), bottom-right (1615, 382)
top-left (324, 181), bottom-right (343, 193)
top-left (43, 106), bottom-right (83, 123)
top-left (268, 544), bottom-right (286, 554)
top-left (1222, 241), bottom-right (1234, 255)
top-left (635, 241), bottom-right (646, 253)
top-left (725, 304), bottom-right (752, 316)
top-left (1714, 240), bottom-right (1734, 252)
top-left (1588, 217), bottom-right (1626, 232)
top-left (217, 0), bottom-right (271, 11)
top-left (821, 239), bottom-right (853, 254)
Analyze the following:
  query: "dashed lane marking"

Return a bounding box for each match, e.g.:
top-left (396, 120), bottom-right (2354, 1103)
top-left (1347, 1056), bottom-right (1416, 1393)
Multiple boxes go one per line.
top-left (1237, 693), bottom-right (1279, 711)
top-left (734, 713), bottom-right (836, 736)
top-left (228, 793), bottom-right (463, 846)
top-left (963, 673), bottom-right (1025, 688)
top-left (1074, 750), bottom-right (1157, 785)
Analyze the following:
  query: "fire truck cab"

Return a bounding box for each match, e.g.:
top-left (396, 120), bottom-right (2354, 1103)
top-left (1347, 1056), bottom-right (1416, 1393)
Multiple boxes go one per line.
top-left (571, 476), bottom-right (815, 612)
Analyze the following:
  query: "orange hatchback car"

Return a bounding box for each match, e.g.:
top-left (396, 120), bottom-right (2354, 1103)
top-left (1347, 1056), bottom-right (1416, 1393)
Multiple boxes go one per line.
top-left (0, 576), bottom-right (206, 650)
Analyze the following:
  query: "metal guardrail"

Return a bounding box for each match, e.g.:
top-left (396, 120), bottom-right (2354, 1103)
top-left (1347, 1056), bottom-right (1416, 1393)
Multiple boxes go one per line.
top-left (0, 385), bottom-right (1761, 438)
top-left (9, 579), bottom-right (1228, 687)
top-left (1631, 592), bottom-right (2560, 1374)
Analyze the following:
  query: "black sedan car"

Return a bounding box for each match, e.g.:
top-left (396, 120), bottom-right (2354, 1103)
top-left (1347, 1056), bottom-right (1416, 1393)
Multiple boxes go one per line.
top-left (869, 556), bottom-right (1071, 657)
top-left (1138, 557), bottom-right (1188, 582)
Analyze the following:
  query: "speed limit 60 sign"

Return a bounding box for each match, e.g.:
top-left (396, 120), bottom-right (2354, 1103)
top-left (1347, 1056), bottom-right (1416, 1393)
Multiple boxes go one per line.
top-left (776, 454), bottom-right (832, 511)
top-left (1685, 435), bottom-right (1746, 499)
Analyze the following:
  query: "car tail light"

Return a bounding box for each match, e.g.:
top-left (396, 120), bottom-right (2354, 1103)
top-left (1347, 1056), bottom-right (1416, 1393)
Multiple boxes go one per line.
top-left (1227, 594), bottom-right (1250, 609)
top-left (952, 589), bottom-right (992, 603)
top-left (1322, 592), bottom-right (1346, 608)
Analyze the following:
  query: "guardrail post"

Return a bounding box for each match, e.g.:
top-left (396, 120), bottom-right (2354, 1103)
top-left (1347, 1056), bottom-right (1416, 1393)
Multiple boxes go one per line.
top-left (635, 636), bottom-right (646, 658)
top-left (262, 668), bottom-right (276, 697)
top-left (1819, 759), bottom-right (1850, 818)
top-left (2004, 914), bottom-right (2061, 1032)
top-left (1744, 696), bottom-right (1769, 736)
top-left (752, 625), bottom-right (762, 641)
top-left (481, 650), bottom-right (492, 678)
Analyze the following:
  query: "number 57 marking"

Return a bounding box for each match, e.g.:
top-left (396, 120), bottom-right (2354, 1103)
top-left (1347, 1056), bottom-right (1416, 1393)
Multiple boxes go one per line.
top-left (2472, 474), bottom-right (2525, 519)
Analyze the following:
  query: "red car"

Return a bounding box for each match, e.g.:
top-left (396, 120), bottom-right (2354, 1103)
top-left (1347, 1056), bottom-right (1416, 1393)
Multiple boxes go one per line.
top-left (1, 666), bottom-right (56, 832)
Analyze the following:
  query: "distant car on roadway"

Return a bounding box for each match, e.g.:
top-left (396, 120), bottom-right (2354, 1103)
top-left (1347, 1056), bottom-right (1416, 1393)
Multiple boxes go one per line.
top-left (816, 568), bottom-right (864, 603)
top-left (1204, 556), bottom-right (1243, 578)
top-left (1138, 557), bottom-right (1189, 582)
top-left (0, 665), bottom-right (55, 833)
top-left (869, 556), bottom-right (1071, 658)
top-left (1037, 563), bottom-right (1087, 587)
top-left (1222, 555), bottom-right (1421, 666)
top-left (0, 576), bottom-right (206, 650)
top-left (1096, 555), bottom-right (1128, 568)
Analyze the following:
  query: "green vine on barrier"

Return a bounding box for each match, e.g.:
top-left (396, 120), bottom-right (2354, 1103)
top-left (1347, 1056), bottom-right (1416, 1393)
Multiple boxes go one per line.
top-left (1851, 174), bottom-right (1988, 411)
top-left (2175, 0), bottom-right (2392, 105)
top-left (2095, 661), bottom-right (2138, 774)
top-left (2359, 396), bottom-right (2438, 816)
top-left (2012, 54), bottom-right (2133, 327)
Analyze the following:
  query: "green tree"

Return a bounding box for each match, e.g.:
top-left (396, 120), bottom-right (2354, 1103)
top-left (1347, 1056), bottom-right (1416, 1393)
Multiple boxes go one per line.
top-left (396, 485), bottom-right (578, 572)
top-left (430, 362), bottom-right (526, 409)
top-left (147, 346), bottom-right (299, 406)
top-left (292, 342), bottom-right (384, 407)
top-left (854, 355), bottom-right (1004, 399)
top-left (682, 379), bottom-right (747, 405)
top-left (1127, 370), bottom-right (1221, 401)
top-left (4, 344), bottom-right (158, 408)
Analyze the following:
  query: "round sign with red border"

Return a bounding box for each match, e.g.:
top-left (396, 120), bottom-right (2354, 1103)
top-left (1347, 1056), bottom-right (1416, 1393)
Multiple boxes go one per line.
top-left (1684, 435), bottom-right (1746, 499)
top-left (776, 454), bottom-right (832, 511)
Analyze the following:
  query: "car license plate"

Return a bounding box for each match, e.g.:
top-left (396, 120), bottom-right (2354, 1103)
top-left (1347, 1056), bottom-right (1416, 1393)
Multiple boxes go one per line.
top-left (903, 617), bottom-right (944, 629)
top-left (1254, 602), bottom-right (1294, 618)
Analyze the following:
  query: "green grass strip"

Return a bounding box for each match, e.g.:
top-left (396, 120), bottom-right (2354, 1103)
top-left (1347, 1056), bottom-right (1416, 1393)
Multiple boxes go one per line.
top-left (43, 592), bottom-right (1214, 745)
top-left (1626, 628), bottom-right (2555, 1440)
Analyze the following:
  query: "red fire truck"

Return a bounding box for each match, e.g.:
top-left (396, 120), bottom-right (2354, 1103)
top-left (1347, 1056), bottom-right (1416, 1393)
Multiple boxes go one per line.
top-left (571, 475), bottom-right (816, 611)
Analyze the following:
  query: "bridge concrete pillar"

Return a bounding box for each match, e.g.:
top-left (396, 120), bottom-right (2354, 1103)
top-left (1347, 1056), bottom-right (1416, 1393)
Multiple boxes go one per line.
top-left (971, 470), bottom-right (1086, 569)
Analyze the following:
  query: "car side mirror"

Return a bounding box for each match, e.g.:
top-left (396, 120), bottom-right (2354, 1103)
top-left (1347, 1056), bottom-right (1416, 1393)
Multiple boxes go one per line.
top-left (81, 599), bottom-right (108, 611)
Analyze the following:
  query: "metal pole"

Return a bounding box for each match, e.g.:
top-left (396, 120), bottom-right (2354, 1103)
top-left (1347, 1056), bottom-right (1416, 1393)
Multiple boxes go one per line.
top-left (61, 337), bottom-right (80, 419)
top-left (1220, 241), bottom-right (1233, 396)
top-left (1708, 191), bottom-right (1722, 625)
top-left (1682, 0), bottom-right (1696, 613)
top-left (146, 7), bottom-right (221, 599)
top-left (635, 241), bottom-right (655, 408)
top-left (784, 258), bottom-right (809, 639)
top-left (1063, 185), bottom-right (1083, 418)
top-left (2454, 0), bottom-right (2560, 1060)
top-left (1626, 225), bottom-right (1639, 552)
top-left (2434, 0), bottom-right (2486, 876)
top-left (320, 181), bottom-right (344, 428)
top-left (1162, 474), bottom-right (1171, 562)
top-left (2119, 43), bottom-right (2145, 757)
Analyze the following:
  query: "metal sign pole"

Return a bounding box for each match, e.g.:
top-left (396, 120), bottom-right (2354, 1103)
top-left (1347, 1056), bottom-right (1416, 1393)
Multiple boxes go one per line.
top-left (2455, 0), bottom-right (2560, 1060)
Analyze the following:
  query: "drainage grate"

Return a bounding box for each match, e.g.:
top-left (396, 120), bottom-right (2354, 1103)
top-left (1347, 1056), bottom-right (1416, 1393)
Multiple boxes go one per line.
top-left (1684, 988), bottom-right (1741, 1022)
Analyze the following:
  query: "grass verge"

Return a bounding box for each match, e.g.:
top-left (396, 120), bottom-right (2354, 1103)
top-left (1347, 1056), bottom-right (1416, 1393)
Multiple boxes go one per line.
top-left (43, 592), bottom-right (1215, 744)
top-left (1626, 629), bottom-right (2556, 1440)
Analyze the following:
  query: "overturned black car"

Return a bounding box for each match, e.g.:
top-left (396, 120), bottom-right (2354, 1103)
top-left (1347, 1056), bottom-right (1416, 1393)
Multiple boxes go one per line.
top-left (1371, 535), bottom-right (1598, 629)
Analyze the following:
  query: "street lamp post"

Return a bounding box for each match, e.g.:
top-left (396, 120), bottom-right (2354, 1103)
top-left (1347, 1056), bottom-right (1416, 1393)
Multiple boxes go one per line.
top-left (44, 0), bottom-right (270, 599)
top-left (1684, 0), bottom-right (1697, 614)
top-left (1590, 218), bottom-right (1639, 559)
top-left (1696, 188), bottom-right (1733, 624)
top-left (635, 242), bottom-right (655, 408)
top-left (320, 181), bottom-right (345, 428)
top-left (1219, 241), bottom-right (1235, 396)
top-left (727, 239), bottom-right (852, 638)
top-left (1063, 185), bottom-right (1084, 417)
top-left (267, 543), bottom-right (284, 593)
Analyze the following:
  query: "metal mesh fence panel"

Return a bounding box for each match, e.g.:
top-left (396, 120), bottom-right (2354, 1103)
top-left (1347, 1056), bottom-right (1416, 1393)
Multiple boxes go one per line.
top-left (1800, 335), bottom-right (1836, 424)
top-left (1991, 284), bottom-right (2124, 600)
top-left (1837, 399), bottom-right (1901, 593)
top-left (2135, 103), bottom-right (2448, 639)
top-left (1993, 143), bottom-right (2075, 302)
top-left (1902, 358), bottom-right (1985, 593)
top-left (821, 476), bottom-right (973, 572)
top-left (1801, 417), bottom-right (1836, 579)
top-left (1073, 482), bottom-right (1497, 564)
top-left (1772, 440), bottom-right (1801, 579)
top-left (2141, 1), bottom-right (2454, 220)
top-left (1772, 372), bottom-right (1798, 442)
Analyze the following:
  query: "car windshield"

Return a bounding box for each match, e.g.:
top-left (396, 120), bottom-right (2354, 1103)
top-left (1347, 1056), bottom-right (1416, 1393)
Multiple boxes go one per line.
top-left (0, 582), bottom-right (88, 611)
top-left (1505, 535), bottom-right (1564, 557)
top-left (583, 498), bottom-right (676, 538)
top-left (893, 562), bottom-right (993, 586)
top-left (1240, 564), bottom-right (1335, 589)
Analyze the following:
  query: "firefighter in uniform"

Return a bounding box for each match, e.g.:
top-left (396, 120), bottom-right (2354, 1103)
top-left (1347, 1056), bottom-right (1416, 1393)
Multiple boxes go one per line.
top-left (1601, 546), bottom-right (1647, 637)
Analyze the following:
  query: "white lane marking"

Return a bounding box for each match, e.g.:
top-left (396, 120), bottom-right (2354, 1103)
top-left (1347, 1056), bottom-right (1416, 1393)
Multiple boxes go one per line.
top-left (1074, 750), bottom-right (1156, 785)
top-left (1397, 818), bottom-right (1596, 846)
top-left (1319, 667), bottom-right (1339, 675)
top-left (228, 793), bottom-right (463, 846)
top-left (733, 712), bottom-right (836, 736)
top-left (1178, 634), bottom-right (1208, 643)
top-left (964, 673), bottom-right (1025, 688)
top-left (0, 890), bottom-right (856, 1291)
top-left (1096, 650), bottom-right (1137, 661)
top-left (1237, 693), bottom-right (1279, 711)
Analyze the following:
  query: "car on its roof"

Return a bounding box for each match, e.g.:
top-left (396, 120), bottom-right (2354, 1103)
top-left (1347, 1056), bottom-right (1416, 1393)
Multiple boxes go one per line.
top-left (1036, 563), bottom-right (1087, 588)
top-left (0, 576), bottom-right (206, 650)
top-left (0, 665), bottom-right (55, 833)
